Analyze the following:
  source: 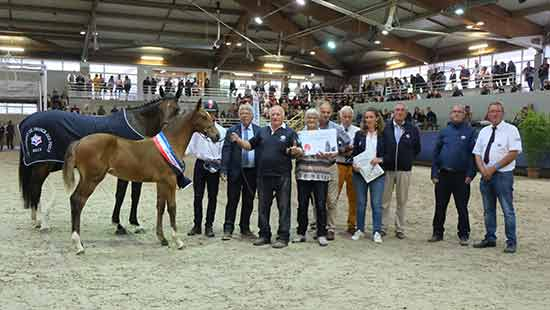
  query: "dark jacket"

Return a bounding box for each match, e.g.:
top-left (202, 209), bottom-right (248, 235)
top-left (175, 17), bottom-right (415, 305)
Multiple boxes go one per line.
top-left (377, 120), bottom-right (421, 171)
top-left (352, 130), bottom-right (380, 157)
top-left (221, 122), bottom-right (261, 181)
top-left (431, 121), bottom-right (477, 179)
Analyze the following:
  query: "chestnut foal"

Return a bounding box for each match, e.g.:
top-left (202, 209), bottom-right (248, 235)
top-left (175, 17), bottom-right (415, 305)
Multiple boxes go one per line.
top-left (62, 99), bottom-right (220, 254)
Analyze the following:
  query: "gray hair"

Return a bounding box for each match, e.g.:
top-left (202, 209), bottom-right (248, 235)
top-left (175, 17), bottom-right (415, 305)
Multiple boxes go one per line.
top-left (395, 102), bottom-right (408, 110)
top-left (305, 108), bottom-right (320, 119)
top-left (238, 103), bottom-right (253, 114)
top-left (451, 104), bottom-right (465, 112)
top-left (339, 105), bottom-right (354, 116)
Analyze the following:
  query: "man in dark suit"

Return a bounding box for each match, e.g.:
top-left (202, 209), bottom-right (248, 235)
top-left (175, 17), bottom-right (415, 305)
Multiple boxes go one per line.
top-left (221, 104), bottom-right (260, 240)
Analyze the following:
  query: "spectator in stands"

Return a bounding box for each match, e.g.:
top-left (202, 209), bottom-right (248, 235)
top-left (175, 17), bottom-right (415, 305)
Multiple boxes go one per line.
top-left (452, 86), bottom-right (464, 97)
top-left (538, 58), bottom-right (549, 91)
top-left (499, 61), bottom-right (507, 86)
top-left (93, 74), bottom-right (101, 99)
top-left (165, 78), bottom-right (173, 93)
top-left (110, 106), bottom-right (118, 114)
top-left (151, 77), bottom-right (157, 95)
top-left (480, 84), bottom-right (491, 95)
top-left (480, 66), bottom-right (491, 87)
top-left (115, 74), bottom-right (123, 97)
top-left (0, 123), bottom-right (4, 151)
top-left (97, 105), bottom-right (106, 116)
top-left (379, 103), bottom-right (421, 239)
top-left (523, 61), bottom-right (535, 91)
top-left (6, 120), bottom-right (14, 150)
top-left (100, 74), bottom-right (106, 95)
top-left (415, 73), bottom-right (426, 93)
top-left (70, 104), bottom-right (80, 114)
top-left (544, 80), bottom-right (550, 91)
top-left (464, 105), bottom-right (473, 123)
top-left (474, 59), bottom-right (481, 88)
top-left (143, 77), bottom-right (151, 96)
top-left (205, 78), bottom-right (210, 89)
top-left (124, 76), bottom-right (131, 98)
top-left (507, 61), bottom-right (516, 85)
top-left (107, 76), bottom-right (115, 97)
top-left (426, 107), bottom-right (437, 130)
top-left (510, 81), bottom-right (520, 93)
top-left (449, 68), bottom-right (457, 88)
top-left (492, 61), bottom-right (501, 87)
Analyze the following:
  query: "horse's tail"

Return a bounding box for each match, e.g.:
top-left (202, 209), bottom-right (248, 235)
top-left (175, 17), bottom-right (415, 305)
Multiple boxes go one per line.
top-left (63, 141), bottom-right (79, 191)
top-left (19, 150), bottom-right (32, 209)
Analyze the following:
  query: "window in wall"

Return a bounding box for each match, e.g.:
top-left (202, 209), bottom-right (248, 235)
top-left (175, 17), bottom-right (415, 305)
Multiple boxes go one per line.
top-left (480, 55), bottom-right (492, 67)
top-left (63, 61), bottom-right (80, 72)
top-left (523, 48), bottom-right (537, 61)
top-left (401, 66), bottom-right (420, 78)
top-left (43, 60), bottom-right (63, 71)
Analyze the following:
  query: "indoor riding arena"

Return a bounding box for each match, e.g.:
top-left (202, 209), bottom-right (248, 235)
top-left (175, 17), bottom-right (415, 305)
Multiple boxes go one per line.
top-left (1, 0), bottom-right (550, 309)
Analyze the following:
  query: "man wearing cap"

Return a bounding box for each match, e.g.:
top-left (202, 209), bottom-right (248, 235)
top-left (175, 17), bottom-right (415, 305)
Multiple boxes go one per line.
top-left (186, 100), bottom-right (226, 238)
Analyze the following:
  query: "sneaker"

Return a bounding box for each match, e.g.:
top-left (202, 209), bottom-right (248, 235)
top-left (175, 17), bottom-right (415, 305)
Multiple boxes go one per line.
top-left (318, 236), bottom-right (328, 247)
top-left (205, 226), bottom-right (215, 238)
top-left (327, 230), bottom-right (335, 241)
top-left (240, 230), bottom-right (257, 240)
top-left (459, 237), bottom-right (469, 246)
top-left (292, 234), bottom-right (306, 243)
top-left (187, 226), bottom-right (201, 236)
top-left (272, 240), bottom-right (288, 249)
top-left (428, 235), bottom-right (443, 242)
top-left (351, 230), bottom-right (364, 241)
top-left (253, 238), bottom-right (271, 246)
top-left (373, 232), bottom-right (383, 243)
top-left (221, 232), bottom-right (232, 241)
top-left (504, 243), bottom-right (517, 254)
top-left (473, 239), bottom-right (496, 248)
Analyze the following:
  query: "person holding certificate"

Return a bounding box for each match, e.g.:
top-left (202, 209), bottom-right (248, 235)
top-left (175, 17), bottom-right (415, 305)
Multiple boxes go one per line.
top-left (351, 108), bottom-right (385, 243)
top-left (293, 108), bottom-right (337, 247)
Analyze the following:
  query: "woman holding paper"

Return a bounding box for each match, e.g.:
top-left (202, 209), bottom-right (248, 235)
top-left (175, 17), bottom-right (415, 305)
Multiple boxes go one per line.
top-left (351, 108), bottom-right (385, 243)
top-left (293, 108), bottom-right (337, 246)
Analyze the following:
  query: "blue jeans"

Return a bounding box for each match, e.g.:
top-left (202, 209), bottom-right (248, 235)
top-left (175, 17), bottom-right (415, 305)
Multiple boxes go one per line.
top-left (480, 171), bottom-right (516, 246)
top-left (352, 172), bottom-right (384, 233)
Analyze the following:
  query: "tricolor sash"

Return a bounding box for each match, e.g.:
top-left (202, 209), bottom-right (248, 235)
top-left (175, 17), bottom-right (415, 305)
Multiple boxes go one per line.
top-left (153, 132), bottom-right (192, 189)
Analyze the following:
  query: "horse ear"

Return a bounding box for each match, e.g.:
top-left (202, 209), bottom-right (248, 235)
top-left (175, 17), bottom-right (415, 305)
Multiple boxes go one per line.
top-left (195, 98), bottom-right (202, 111)
top-left (175, 87), bottom-right (182, 100)
top-left (159, 87), bottom-right (165, 97)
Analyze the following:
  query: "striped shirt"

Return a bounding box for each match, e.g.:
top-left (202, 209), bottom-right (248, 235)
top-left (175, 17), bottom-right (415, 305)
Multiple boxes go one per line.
top-left (295, 155), bottom-right (334, 181)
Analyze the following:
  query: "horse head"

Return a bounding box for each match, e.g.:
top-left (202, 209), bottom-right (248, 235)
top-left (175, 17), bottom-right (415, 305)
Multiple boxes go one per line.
top-left (190, 98), bottom-right (220, 142)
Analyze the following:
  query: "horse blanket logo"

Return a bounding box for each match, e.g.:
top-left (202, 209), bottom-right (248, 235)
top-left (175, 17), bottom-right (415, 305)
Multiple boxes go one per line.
top-left (18, 109), bottom-right (143, 166)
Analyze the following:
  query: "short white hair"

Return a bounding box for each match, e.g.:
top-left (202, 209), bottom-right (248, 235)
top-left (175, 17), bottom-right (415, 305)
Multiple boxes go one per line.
top-left (339, 105), bottom-right (353, 116)
top-left (238, 103), bottom-right (253, 114)
top-left (305, 108), bottom-right (320, 119)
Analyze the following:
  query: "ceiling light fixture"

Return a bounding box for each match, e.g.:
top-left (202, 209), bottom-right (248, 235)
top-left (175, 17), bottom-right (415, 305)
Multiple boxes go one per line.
top-left (309, 50), bottom-right (316, 55)
top-left (327, 40), bottom-right (336, 49)
top-left (386, 59), bottom-right (400, 66)
top-left (291, 75), bottom-right (305, 79)
top-left (236, 42), bottom-right (242, 47)
top-left (80, 31), bottom-right (86, 35)
top-left (468, 43), bottom-right (489, 50)
top-left (0, 46), bottom-right (24, 52)
top-left (141, 55), bottom-right (164, 61)
top-left (466, 25), bottom-right (474, 29)
top-left (374, 40), bottom-right (381, 45)
top-left (476, 21), bottom-right (485, 26)
top-left (454, 7), bottom-right (465, 15)
top-left (381, 29), bottom-right (389, 36)
top-left (225, 42), bottom-right (232, 46)
top-left (254, 16), bottom-right (263, 25)
top-left (264, 62), bottom-right (284, 69)
top-left (233, 72), bottom-right (254, 77)
top-left (296, 0), bottom-right (306, 6)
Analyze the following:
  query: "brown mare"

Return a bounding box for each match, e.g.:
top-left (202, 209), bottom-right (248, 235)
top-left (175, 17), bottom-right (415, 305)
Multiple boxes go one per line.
top-left (19, 89), bottom-right (180, 233)
top-left (62, 99), bottom-right (220, 254)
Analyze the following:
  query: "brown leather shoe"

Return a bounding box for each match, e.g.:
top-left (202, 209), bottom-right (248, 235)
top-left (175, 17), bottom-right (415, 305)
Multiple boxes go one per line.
top-left (327, 230), bottom-right (335, 241)
top-left (241, 230), bottom-right (257, 240)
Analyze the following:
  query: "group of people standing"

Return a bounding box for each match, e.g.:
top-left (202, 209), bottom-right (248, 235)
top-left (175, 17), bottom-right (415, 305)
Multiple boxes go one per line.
top-left (0, 120), bottom-right (15, 151)
top-left (182, 99), bottom-right (521, 253)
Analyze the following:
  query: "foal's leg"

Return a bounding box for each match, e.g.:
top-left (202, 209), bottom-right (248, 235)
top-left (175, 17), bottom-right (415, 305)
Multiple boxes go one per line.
top-left (165, 185), bottom-right (184, 250)
top-left (155, 183), bottom-right (168, 246)
top-left (70, 175), bottom-right (103, 255)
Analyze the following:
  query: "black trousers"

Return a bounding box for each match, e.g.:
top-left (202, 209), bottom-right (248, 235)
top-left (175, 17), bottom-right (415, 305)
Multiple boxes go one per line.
top-left (113, 179), bottom-right (142, 225)
top-left (432, 170), bottom-right (471, 238)
top-left (258, 175), bottom-right (291, 242)
top-left (193, 159), bottom-right (220, 228)
top-left (223, 168), bottom-right (257, 234)
top-left (7, 134), bottom-right (13, 149)
top-left (296, 180), bottom-right (328, 237)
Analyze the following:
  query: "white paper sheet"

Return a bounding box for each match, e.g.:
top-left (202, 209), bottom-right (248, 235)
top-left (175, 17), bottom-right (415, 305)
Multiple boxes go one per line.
top-left (353, 150), bottom-right (384, 183)
top-left (298, 129), bottom-right (338, 156)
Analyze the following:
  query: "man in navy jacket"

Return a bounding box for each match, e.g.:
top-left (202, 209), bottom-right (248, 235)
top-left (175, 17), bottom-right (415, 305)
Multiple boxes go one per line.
top-left (221, 104), bottom-right (261, 240)
top-left (377, 103), bottom-right (421, 239)
top-left (429, 104), bottom-right (476, 245)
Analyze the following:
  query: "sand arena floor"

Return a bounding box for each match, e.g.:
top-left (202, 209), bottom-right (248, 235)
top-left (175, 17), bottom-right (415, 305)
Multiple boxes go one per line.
top-left (0, 150), bottom-right (549, 309)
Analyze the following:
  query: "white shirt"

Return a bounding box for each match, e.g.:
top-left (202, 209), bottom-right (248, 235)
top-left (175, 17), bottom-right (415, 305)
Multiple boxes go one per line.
top-left (364, 132), bottom-right (378, 160)
top-left (185, 123), bottom-right (226, 161)
top-left (337, 123), bottom-right (360, 163)
top-left (473, 121), bottom-right (522, 172)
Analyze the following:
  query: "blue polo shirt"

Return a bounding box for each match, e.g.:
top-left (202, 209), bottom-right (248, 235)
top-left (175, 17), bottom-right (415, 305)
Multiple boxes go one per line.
top-left (249, 123), bottom-right (300, 177)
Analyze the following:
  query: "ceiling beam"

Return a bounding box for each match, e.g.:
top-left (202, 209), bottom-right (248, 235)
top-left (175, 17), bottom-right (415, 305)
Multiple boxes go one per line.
top-left (215, 12), bottom-right (250, 70)
top-left (511, 4), bottom-right (550, 18)
top-left (81, 0), bottom-right (243, 16)
top-left (303, 2), bottom-right (432, 63)
top-left (412, 1), bottom-right (543, 37)
top-left (82, 0), bottom-right (98, 61)
top-left (233, 0), bottom-right (342, 70)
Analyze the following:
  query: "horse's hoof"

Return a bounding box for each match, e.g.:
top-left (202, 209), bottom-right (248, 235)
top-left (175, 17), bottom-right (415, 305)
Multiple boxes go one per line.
top-left (115, 226), bottom-right (128, 235)
top-left (75, 248), bottom-right (85, 255)
top-left (39, 226), bottom-right (50, 233)
top-left (32, 221), bottom-right (41, 229)
top-left (161, 239), bottom-right (169, 246)
top-left (177, 240), bottom-right (184, 250)
top-left (133, 226), bottom-right (145, 234)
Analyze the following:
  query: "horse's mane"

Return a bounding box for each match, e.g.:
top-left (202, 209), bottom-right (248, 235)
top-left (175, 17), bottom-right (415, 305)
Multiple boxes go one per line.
top-left (126, 95), bottom-right (178, 114)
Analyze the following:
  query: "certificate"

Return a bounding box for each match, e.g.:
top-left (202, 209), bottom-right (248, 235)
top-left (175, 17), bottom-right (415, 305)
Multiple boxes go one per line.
top-left (298, 129), bottom-right (338, 156)
top-left (353, 151), bottom-right (384, 183)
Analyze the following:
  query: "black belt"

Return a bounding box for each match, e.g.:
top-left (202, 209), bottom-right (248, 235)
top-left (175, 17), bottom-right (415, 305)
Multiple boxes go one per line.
top-left (337, 162), bottom-right (353, 166)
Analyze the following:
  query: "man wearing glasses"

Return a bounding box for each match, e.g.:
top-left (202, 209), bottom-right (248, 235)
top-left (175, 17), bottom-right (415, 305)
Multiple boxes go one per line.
top-left (429, 105), bottom-right (476, 245)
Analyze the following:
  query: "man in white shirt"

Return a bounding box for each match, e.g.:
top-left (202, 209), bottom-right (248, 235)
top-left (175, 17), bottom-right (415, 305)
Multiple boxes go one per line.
top-left (186, 101), bottom-right (226, 238)
top-left (337, 106), bottom-right (360, 234)
top-left (472, 101), bottom-right (522, 253)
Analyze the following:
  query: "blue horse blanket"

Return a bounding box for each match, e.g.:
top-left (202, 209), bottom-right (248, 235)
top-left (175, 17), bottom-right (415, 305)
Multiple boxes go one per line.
top-left (19, 110), bottom-right (143, 166)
